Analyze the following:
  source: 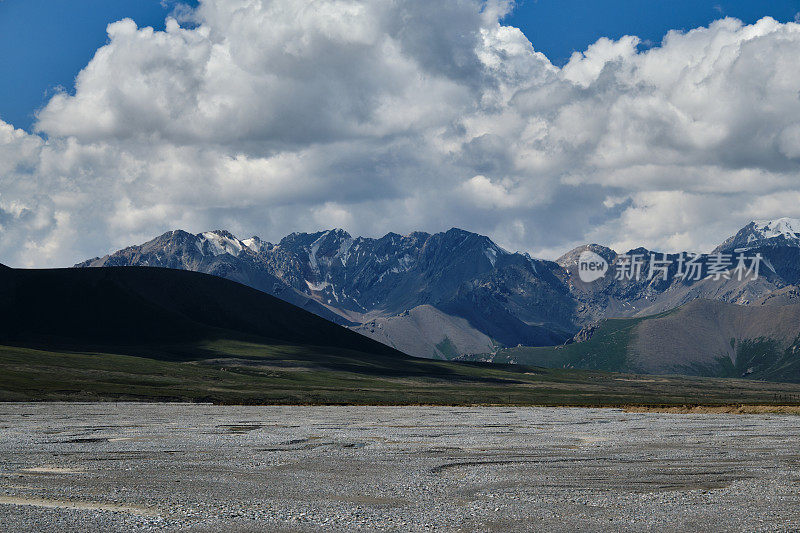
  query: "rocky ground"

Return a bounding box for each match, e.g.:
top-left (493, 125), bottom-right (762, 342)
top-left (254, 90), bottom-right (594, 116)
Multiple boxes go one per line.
top-left (1, 403), bottom-right (799, 532)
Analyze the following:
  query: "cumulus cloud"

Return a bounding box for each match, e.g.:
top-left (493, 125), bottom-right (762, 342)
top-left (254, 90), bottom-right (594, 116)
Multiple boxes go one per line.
top-left (2, 1), bottom-right (800, 267)
top-left (459, 175), bottom-right (526, 208)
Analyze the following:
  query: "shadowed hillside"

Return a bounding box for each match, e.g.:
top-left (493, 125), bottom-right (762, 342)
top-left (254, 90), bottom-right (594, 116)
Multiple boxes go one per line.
top-left (0, 265), bottom-right (402, 357)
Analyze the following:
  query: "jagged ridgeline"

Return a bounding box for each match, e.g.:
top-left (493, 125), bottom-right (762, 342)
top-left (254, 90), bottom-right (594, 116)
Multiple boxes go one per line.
top-left (76, 219), bottom-right (800, 372)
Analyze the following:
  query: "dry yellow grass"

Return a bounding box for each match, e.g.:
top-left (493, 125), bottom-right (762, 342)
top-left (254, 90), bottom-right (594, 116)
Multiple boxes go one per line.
top-left (624, 405), bottom-right (800, 415)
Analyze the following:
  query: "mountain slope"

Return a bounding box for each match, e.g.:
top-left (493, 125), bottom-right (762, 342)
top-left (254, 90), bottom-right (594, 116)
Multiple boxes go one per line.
top-left (556, 234), bottom-right (800, 325)
top-left (629, 299), bottom-right (800, 378)
top-left (0, 265), bottom-right (400, 357)
top-left (75, 230), bottom-right (353, 326)
top-left (487, 299), bottom-right (800, 382)
top-left (351, 305), bottom-right (498, 359)
top-left (77, 228), bottom-right (577, 355)
top-left (714, 217), bottom-right (800, 253)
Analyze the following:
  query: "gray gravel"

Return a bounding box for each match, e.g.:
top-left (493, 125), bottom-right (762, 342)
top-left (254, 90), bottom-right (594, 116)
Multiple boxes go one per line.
top-left (1, 403), bottom-right (799, 532)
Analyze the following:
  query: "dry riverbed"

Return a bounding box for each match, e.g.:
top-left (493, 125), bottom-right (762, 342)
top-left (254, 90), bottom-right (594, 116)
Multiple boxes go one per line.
top-left (1, 403), bottom-right (799, 532)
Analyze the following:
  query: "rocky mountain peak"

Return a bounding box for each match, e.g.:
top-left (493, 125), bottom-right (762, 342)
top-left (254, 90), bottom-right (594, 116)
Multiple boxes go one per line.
top-left (556, 244), bottom-right (617, 268)
top-left (753, 217), bottom-right (800, 238)
top-left (714, 217), bottom-right (800, 253)
top-left (196, 231), bottom-right (246, 257)
top-left (241, 235), bottom-right (272, 254)
top-left (208, 229), bottom-right (238, 240)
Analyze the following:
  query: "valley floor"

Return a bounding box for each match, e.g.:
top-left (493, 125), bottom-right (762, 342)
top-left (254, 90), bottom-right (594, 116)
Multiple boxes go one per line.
top-left (1, 403), bottom-right (799, 532)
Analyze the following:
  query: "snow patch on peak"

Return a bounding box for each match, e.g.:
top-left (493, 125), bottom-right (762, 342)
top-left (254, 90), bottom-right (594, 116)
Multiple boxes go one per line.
top-left (751, 218), bottom-right (800, 240)
top-left (716, 217), bottom-right (800, 253)
top-left (485, 246), bottom-right (498, 267)
top-left (482, 242), bottom-right (510, 268)
top-left (397, 253), bottom-right (415, 271)
top-left (196, 231), bottom-right (244, 257)
top-left (307, 231), bottom-right (329, 272)
top-left (337, 237), bottom-right (354, 265)
top-left (242, 236), bottom-right (269, 253)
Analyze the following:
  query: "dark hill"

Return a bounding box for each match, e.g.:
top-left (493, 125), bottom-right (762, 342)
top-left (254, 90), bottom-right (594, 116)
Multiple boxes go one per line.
top-left (0, 265), bottom-right (401, 357)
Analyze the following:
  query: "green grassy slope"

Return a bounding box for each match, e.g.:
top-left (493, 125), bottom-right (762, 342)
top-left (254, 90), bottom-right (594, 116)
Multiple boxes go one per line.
top-left (3, 340), bottom-right (800, 405)
top-left (493, 316), bottom-right (653, 371)
top-left (716, 335), bottom-right (800, 382)
top-left (487, 301), bottom-right (800, 383)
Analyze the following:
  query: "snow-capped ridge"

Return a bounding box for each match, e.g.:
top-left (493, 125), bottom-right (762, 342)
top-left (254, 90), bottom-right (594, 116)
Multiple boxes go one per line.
top-left (715, 217), bottom-right (800, 253)
top-left (751, 217), bottom-right (800, 240)
top-left (196, 230), bottom-right (245, 257)
top-left (242, 236), bottom-right (271, 253)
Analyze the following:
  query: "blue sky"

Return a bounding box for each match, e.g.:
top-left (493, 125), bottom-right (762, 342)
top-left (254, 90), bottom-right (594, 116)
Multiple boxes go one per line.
top-left (0, 0), bottom-right (197, 130)
top-left (1, 0), bottom-right (798, 131)
top-left (505, 0), bottom-right (800, 64)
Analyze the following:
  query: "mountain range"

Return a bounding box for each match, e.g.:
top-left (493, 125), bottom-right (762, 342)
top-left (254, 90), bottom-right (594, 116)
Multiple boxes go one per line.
top-left (77, 217), bottom-right (800, 360)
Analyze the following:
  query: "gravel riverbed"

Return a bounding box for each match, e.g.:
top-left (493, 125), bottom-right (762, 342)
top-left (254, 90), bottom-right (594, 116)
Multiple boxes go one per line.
top-left (1, 403), bottom-right (799, 532)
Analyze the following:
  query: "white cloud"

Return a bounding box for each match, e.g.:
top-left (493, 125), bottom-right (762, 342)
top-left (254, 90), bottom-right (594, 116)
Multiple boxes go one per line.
top-left (459, 175), bottom-right (523, 208)
top-left (561, 35), bottom-right (640, 86)
top-left (590, 191), bottom-right (739, 254)
top-left (2, 2), bottom-right (800, 267)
